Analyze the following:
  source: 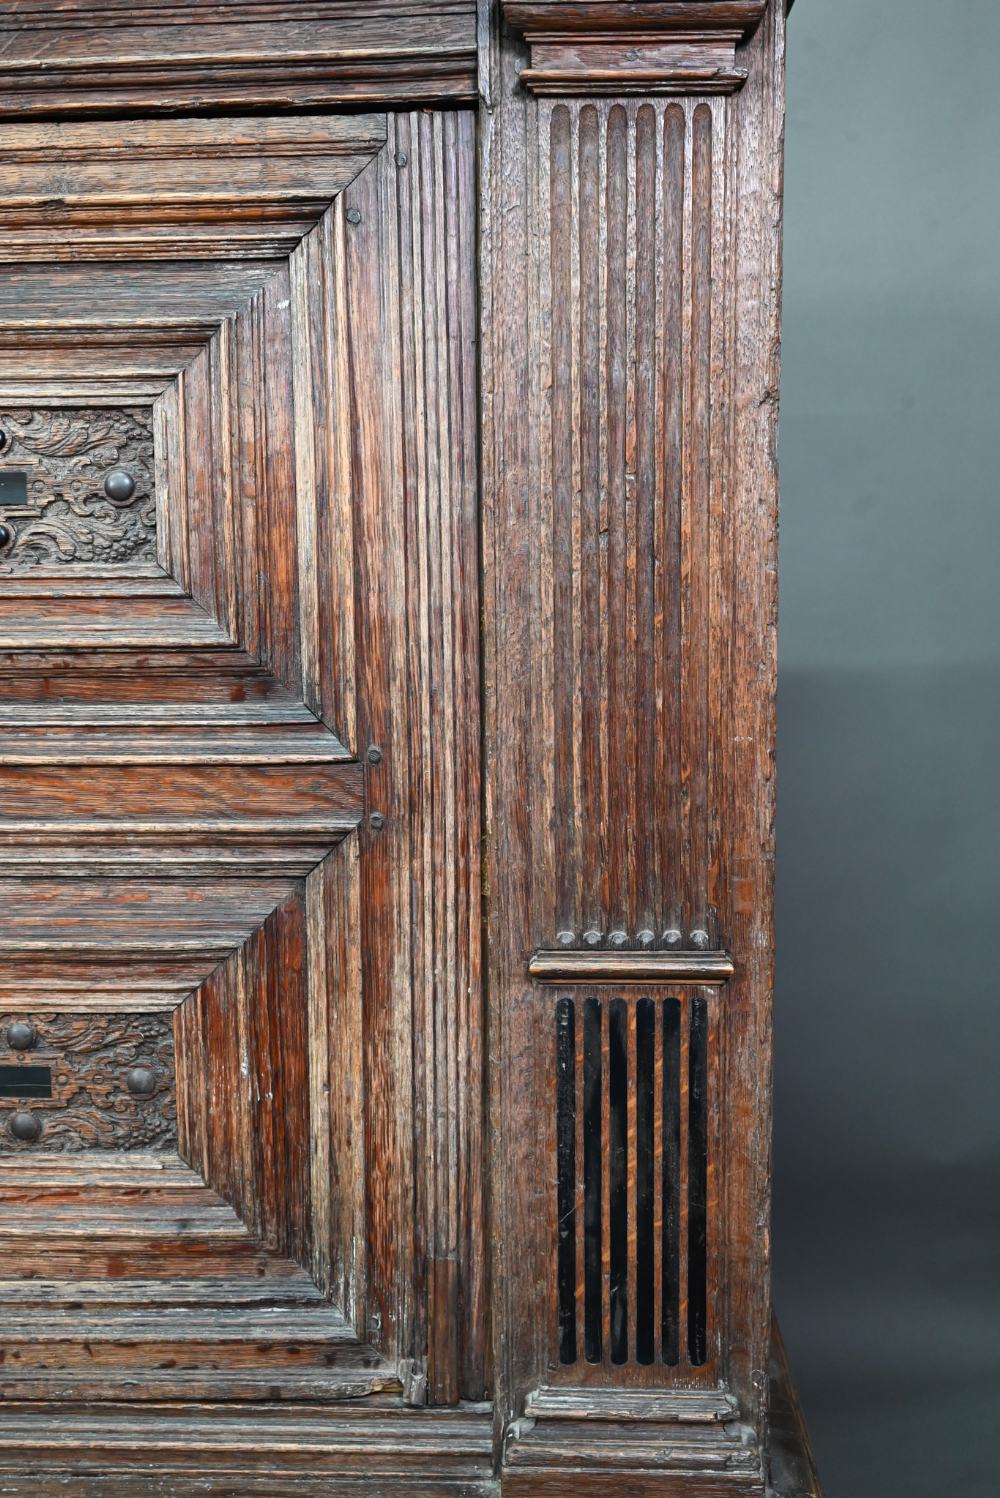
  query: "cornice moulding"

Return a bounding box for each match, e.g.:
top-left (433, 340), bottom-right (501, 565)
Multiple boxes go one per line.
top-left (501, 0), bottom-right (768, 94)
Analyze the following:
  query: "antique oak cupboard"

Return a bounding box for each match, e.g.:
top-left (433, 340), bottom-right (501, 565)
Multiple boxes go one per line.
top-left (0, 2), bottom-right (819, 1494)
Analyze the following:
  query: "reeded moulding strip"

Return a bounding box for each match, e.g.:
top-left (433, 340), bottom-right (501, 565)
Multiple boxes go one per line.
top-left (528, 949), bottom-right (735, 984)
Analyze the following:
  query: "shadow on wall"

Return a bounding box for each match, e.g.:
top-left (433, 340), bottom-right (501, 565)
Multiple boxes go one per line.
top-left (773, 663), bottom-right (1000, 1498)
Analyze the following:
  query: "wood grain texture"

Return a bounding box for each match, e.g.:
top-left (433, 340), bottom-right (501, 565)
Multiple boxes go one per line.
top-left (481, 0), bottom-right (786, 1488)
top-left (0, 1403), bottom-right (494, 1497)
top-left (317, 111), bottom-right (484, 1404)
top-left (544, 986), bottom-right (724, 1387)
top-left (502, 0), bottom-right (767, 94)
top-left (0, 2), bottom-right (479, 116)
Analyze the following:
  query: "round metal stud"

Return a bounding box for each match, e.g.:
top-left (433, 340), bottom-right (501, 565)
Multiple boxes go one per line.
top-left (126, 1066), bottom-right (156, 1097)
top-left (556, 930), bottom-right (576, 947)
top-left (583, 929), bottom-right (602, 947)
top-left (637, 929), bottom-right (656, 948)
top-left (370, 812), bottom-right (386, 832)
top-left (609, 930), bottom-right (628, 948)
top-left (690, 929), bottom-right (710, 950)
top-left (367, 745), bottom-right (383, 765)
top-left (0, 524), bottom-right (12, 548)
top-left (663, 928), bottom-right (683, 948)
top-left (7, 1022), bottom-right (37, 1052)
top-left (104, 469), bottom-right (136, 502)
top-left (9, 1112), bottom-right (41, 1143)
top-left (346, 208), bottom-right (362, 226)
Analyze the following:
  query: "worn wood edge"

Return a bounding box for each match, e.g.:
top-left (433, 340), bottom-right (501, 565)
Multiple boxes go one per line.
top-left (528, 949), bottom-right (735, 983)
top-left (0, 11), bottom-right (479, 117)
top-left (526, 1385), bottom-right (738, 1422)
top-left (0, 114), bottom-right (387, 261)
top-left (766, 1321), bottom-right (824, 1498)
top-left (0, 1404), bottom-right (496, 1487)
top-left (502, 1476), bottom-right (761, 1496)
top-left (504, 1385), bottom-right (762, 1487)
top-left (518, 66), bottom-right (749, 96)
top-left (501, 2), bottom-right (767, 36)
top-left (0, 1480), bottom-right (497, 1492)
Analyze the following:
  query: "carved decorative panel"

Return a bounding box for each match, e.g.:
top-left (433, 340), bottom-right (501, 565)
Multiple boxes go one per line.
top-left (0, 407), bottom-right (155, 567)
top-left (0, 1012), bottom-right (176, 1152)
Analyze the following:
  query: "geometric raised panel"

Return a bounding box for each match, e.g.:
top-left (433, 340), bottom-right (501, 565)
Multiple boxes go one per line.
top-left (0, 102), bottom-right (484, 1441)
top-left (0, 0), bottom-right (806, 1488)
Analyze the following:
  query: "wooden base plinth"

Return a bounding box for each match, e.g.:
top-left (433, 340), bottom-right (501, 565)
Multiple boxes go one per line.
top-left (0, 1322), bottom-right (822, 1496)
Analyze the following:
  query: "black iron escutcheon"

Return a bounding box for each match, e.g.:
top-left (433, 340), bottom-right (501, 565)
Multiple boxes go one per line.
top-left (0, 1063), bottom-right (52, 1099)
top-left (0, 469), bottom-right (27, 545)
top-left (0, 471), bottom-right (27, 507)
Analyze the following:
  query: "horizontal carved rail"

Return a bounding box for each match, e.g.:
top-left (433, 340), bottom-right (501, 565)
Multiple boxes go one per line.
top-left (528, 950), bottom-right (735, 984)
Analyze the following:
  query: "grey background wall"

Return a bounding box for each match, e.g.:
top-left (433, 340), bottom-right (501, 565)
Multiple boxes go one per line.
top-left (775, 2), bottom-right (1000, 1494)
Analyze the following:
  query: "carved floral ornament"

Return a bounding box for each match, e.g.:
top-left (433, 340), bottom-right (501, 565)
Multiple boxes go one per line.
top-left (0, 1013), bottom-right (175, 1154)
top-left (0, 407), bottom-right (156, 568)
top-left (500, 0), bottom-right (768, 94)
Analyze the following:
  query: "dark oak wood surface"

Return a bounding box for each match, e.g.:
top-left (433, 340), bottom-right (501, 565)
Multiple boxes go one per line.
top-left (0, 1), bottom-right (479, 115)
top-left (0, 1), bottom-right (814, 1493)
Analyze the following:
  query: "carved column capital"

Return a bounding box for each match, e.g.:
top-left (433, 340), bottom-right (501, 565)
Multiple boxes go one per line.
top-left (500, 0), bottom-right (767, 93)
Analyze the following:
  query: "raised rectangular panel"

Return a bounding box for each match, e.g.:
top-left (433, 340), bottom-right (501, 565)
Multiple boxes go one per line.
top-left (0, 92), bottom-right (485, 1471)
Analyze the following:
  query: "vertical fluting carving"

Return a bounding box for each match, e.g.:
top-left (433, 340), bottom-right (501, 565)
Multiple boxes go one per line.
top-left (289, 111), bottom-right (484, 1401)
top-left (541, 98), bottom-right (727, 945)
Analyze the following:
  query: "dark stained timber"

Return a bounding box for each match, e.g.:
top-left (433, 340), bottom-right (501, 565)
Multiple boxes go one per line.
top-left (582, 995), bottom-right (604, 1365)
top-left (634, 996), bottom-right (655, 1366)
top-left (688, 994), bottom-right (710, 1367)
top-left (0, 2), bottom-right (479, 116)
top-left (486, 0), bottom-right (789, 1477)
top-left (662, 994), bottom-right (683, 1367)
top-left (550, 991), bottom-right (717, 1383)
top-left (555, 997), bottom-right (577, 1366)
top-left (0, 79), bottom-right (487, 1495)
top-left (608, 997), bottom-right (629, 1365)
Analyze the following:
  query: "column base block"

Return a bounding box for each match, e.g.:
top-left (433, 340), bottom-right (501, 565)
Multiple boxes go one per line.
top-left (501, 1318), bottom-right (824, 1497)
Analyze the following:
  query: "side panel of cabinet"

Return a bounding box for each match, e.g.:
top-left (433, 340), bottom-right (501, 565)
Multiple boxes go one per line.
top-left (480, 1), bottom-right (785, 1483)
